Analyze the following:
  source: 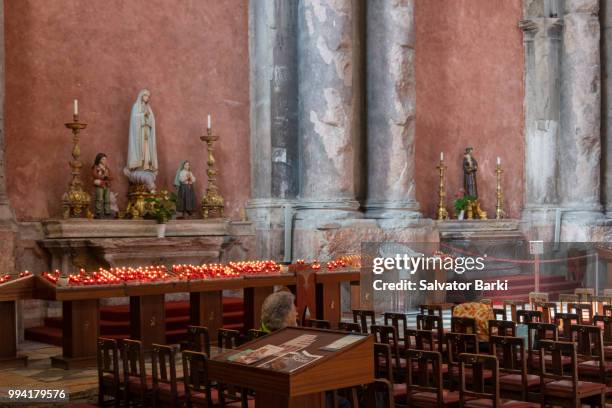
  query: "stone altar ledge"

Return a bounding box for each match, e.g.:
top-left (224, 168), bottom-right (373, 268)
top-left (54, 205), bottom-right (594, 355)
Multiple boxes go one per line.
top-left (41, 218), bottom-right (228, 239)
top-left (436, 219), bottom-right (522, 240)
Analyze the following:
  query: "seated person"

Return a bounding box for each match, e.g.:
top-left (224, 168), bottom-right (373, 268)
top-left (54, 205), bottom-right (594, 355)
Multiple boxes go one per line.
top-left (452, 301), bottom-right (494, 351)
top-left (260, 290), bottom-right (297, 333)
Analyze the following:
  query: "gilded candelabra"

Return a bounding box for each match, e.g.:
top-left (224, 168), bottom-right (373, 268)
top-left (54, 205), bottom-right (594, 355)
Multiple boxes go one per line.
top-left (495, 163), bottom-right (505, 220)
top-left (200, 128), bottom-right (225, 218)
top-left (436, 158), bottom-right (449, 220)
top-left (62, 114), bottom-right (92, 218)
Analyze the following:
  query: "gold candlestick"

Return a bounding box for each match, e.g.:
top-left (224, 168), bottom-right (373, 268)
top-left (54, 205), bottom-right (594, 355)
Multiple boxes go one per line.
top-left (200, 128), bottom-right (225, 218)
top-left (436, 159), bottom-right (449, 220)
top-left (61, 114), bottom-right (91, 218)
top-left (495, 163), bottom-right (505, 220)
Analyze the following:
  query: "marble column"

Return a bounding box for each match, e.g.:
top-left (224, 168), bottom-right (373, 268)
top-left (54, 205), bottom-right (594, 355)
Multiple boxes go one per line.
top-left (559, 0), bottom-right (603, 221)
top-left (602, 0), bottom-right (612, 217)
top-left (295, 0), bottom-right (363, 220)
top-left (0, 0), bottom-right (16, 275)
top-left (247, 0), bottom-right (299, 259)
top-left (519, 8), bottom-right (563, 225)
top-left (364, 0), bottom-right (420, 220)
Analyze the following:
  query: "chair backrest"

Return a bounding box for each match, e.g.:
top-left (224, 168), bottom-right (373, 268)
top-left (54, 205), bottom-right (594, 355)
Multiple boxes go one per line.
top-left (353, 309), bottom-right (376, 333)
top-left (182, 350), bottom-right (215, 406)
top-left (592, 296), bottom-right (612, 316)
top-left (97, 337), bottom-right (120, 395)
top-left (446, 332), bottom-right (479, 364)
top-left (529, 292), bottom-right (549, 305)
top-left (151, 344), bottom-right (178, 396)
top-left (451, 316), bottom-right (477, 334)
top-left (554, 312), bottom-right (580, 339)
top-left (338, 321), bottom-right (362, 333)
top-left (526, 322), bottom-right (558, 352)
top-left (492, 308), bottom-right (507, 321)
top-left (120, 339), bottom-right (146, 392)
top-left (405, 329), bottom-right (437, 352)
top-left (364, 379), bottom-right (396, 408)
top-left (406, 349), bottom-right (444, 407)
top-left (559, 293), bottom-right (579, 312)
top-left (246, 329), bottom-right (267, 341)
top-left (539, 340), bottom-right (578, 387)
top-left (533, 302), bottom-right (557, 323)
top-left (373, 342), bottom-right (393, 382)
top-left (416, 314), bottom-right (444, 340)
top-left (503, 300), bottom-right (527, 322)
top-left (383, 312), bottom-right (408, 339)
top-left (570, 324), bottom-right (605, 382)
top-left (567, 303), bottom-right (593, 324)
top-left (490, 335), bottom-right (526, 376)
top-left (419, 304), bottom-right (444, 318)
top-left (371, 325), bottom-right (401, 370)
top-left (186, 325), bottom-right (211, 356)
top-left (603, 304), bottom-right (612, 317)
top-left (458, 353), bottom-right (500, 408)
top-left (488, 320), bottom-right (516, 337)
top-left (593, 315), bottom-right (612, 343)
top-left (217, 328), bottom-right (240, 350)
top-left (303, 319), bottom-right (331, 329)
top-left (516, 310), bottom-right (542, 324)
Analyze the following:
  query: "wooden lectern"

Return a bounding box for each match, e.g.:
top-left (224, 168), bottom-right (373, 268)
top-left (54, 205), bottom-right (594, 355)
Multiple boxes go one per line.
top-left (208, 327), bottom-right (373, 408)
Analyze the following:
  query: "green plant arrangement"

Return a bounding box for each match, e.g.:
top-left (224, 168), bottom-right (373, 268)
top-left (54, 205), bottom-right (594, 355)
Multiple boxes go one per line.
top-left (145, 190), bottom-right (177, 224)
top-left (454, 195), bottom-right (476, 215)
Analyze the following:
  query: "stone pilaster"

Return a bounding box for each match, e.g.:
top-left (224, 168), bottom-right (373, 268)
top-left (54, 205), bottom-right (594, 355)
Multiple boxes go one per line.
top-left (0, 0), bottom-right (16, 275)
top-left (559, 0), bottom-right (603, 222)
top-left (364, 0), bottom-right (420, 220)
top-left (519, 14), bottom-right (563, 229)
top-left (295, 0), bottom-right (363, 221)
top-left (602, 0), bottom-right (612, 217)
top-left (247, 0), bottom-right (299, 259)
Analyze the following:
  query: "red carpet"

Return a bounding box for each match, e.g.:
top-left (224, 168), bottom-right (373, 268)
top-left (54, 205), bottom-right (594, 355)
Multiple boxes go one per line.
top-left (25, 297), bottom-right (244, 346)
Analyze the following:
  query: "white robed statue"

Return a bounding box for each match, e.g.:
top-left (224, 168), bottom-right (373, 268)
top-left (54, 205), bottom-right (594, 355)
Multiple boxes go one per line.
top-left (124, 89), bottom-right (158, 191)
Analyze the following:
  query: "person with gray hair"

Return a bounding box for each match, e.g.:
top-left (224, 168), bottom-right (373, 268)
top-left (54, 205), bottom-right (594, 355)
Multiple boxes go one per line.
top-left (260, 290), bottom-right (297, 333)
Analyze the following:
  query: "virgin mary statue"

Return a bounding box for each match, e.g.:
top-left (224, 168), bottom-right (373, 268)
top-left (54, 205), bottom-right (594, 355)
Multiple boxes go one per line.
top-left (124, 89), bottom-right (158, 191)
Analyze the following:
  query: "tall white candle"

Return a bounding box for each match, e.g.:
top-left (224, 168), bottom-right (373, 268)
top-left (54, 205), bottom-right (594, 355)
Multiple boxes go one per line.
top-left (440, 152), bottom-right (444, 161)
top-left (497, 156), bottom-right (501, 165)
top-left (207, 114), bottom-right (211, 130)
top-left (74, 99), bottom-right (78, 116)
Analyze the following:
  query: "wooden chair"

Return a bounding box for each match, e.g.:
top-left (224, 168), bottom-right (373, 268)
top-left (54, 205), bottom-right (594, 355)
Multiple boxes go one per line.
top-left (121, 339), bottom-right (151, 406)
top-left (364, 379), bottom-right (396, 408)
top-left (591, 296), bottom-right (612, 316)
top-left (371, 325), bottom-right (403, 381)
top-left (503, 300), bottom-right (527, 323)
top-left (554, 313), bottom-right (580, 340)
top-left (571, 324), bottom-right (611, 384)
top-left (406, 349), bottom-right (459, 408)
top-left (374, 342), bottom-right (394, 382)
top-left (338, 321), bottom-right (362, 333)
top-left (603, 304), bottom-right (612, 317)
top-left (450, 316), bottom-right (476, 335)
top-left (419, 304), bottom-right (444, 318)
top-left (96, 337), bottom-right (122, 408)
top-left (539, 340), bottom-right (606, 408)
top-left (559, 294), bottom-right (579, 312)
top-left (488, 320), bottom-right (516, 337)
top-left (516, 310), bottom-right (542, 324)
top-left (246, 329), bottom-right (267, 341)
top-left (353, 309), bottom-right (376, 333)
top-left (532, 301), bottom-right (557, 323)
top-left (493, 307), bottom-right (507, 321)
top-left (458, 353), bottom-right (539, 408)
top-left (567, 303), bottom-right (593, 325)
top-left (384, 312), bottom-right (408, 350)
top-left (405, 329), bottom-right (438, 353)
top-left (182, 350), bottom-right (224, 407)
top-left (217, 328), bottom-right (240, 350)
top-left (528, 291), bottom-right (549, 306)
top-left (593, 315), bottom-right (612, 360)
top-left (490, 335), bottom-right (539, 401)
top-left (416, 314), bottom-right (445, 341)
top-left (446, 333), bottom-right (482, 388)
top-left (182, 325), bottom-right (211, 356)
top-left (151, 344), bottom-right (184, 408)
top-left (574, 287), bottom-right (595, 302)
top-left (526, 322), bottom-right (558, 373)
top-left (303, 319), bottom-right (331, 329)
